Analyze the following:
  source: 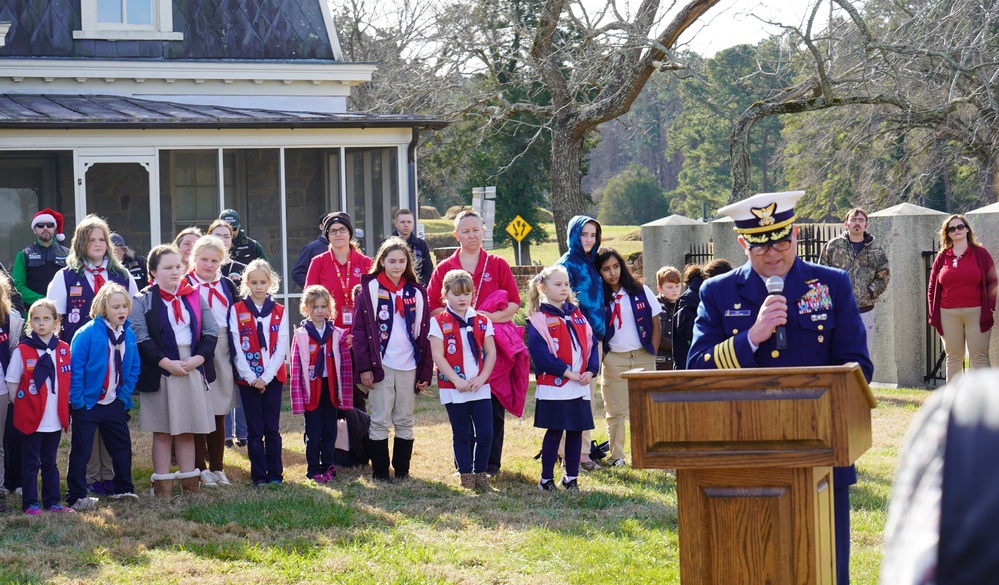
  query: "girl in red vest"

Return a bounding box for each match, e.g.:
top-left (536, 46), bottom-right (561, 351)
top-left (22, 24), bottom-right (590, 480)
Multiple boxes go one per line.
top-left (229, 259), bottom-right (288, 487)
top-left (4, 299), bottom-right (73, 514)
top-left (429, 269), bottom-right (497, 491)
top-left (290, 284), bottom-right (353, 484)
top-left (352, 237), bottom-right (433, 482)
top-left (526, 266), bottom-right (599, 491)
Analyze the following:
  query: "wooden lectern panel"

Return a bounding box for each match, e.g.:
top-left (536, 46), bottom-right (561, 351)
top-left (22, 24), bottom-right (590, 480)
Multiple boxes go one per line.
top-left (625, 365), bottom-right (873, 469)
top-left (678, 467), bottom-right (835, 585)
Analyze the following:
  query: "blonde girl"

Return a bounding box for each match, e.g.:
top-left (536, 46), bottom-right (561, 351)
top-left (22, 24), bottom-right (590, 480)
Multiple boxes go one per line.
top-left (185, 235), bottom-right (240, 487)
top-left (66, 283), bottom-right (141, 509)
top-left (352, 236), bottom-right (432, 482)
top-left (6, 300), bottom-right (72, 513)
top-left (429, 270), bottom-right (496, 490)
top-left (228, 259), bottom-right (288, 486)
top-left (0, 273), bottom-right (23, 511)
top-left (290, 285), bottom-right (353, 483)
top-left (526, 265), bottom-right (598, 491)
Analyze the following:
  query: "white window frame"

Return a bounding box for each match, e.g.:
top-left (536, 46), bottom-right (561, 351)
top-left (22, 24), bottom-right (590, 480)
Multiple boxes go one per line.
top-left (74, 0), bottom-right (183, 41)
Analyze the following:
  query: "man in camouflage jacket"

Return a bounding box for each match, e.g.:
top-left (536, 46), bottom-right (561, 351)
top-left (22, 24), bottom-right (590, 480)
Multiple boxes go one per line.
top-left (819, 207), bottom-right (890, 355)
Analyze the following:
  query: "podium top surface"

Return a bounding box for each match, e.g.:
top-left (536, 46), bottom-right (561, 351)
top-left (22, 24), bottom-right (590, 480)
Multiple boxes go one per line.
top-left (621, 363), bottom-right (876, 409)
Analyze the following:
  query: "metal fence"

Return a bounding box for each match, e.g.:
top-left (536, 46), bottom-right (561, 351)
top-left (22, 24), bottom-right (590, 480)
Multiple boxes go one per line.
top-left (796, 223), bottom-right (842, 263)
top-left (923, 243), bottom-right (946, 385)
top-left (684, 242), bottom-right (714, 267)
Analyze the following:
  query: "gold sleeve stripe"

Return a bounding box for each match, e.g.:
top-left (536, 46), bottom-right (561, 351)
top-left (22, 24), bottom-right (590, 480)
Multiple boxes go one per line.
top-left (713, 340), bottom-right (731, 369)
top-left (723, 337), bottom-right (741, 368)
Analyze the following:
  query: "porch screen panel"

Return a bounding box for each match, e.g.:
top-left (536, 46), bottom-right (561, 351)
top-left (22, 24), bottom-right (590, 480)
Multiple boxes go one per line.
top-left (85, 162), bottom-right (151, 256)
top-left (239, 148), bottom-right (284, 285)
top-left (0, 163), bottom-right (48, 269)
top-left (345, 148), bottom-right (399, 256)
top-left (166, 151), bottom-right (238, 241)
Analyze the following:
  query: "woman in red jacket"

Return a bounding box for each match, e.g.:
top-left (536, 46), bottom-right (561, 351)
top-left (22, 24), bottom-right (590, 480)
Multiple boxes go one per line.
top-left (928, 214), bottom-right (998, 382)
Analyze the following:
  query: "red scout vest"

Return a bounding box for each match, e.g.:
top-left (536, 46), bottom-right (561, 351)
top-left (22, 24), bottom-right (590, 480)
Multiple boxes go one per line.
top-left (232, 301), bottom-right (288, 385)
top-left (434, 310), bottom-right (488, 389)
top-left (13, 343), bottom-right (71, 434)
top-left (534, 307), bottom-right (593, 388)
top-left (305, 327), bottom-right (338, 410)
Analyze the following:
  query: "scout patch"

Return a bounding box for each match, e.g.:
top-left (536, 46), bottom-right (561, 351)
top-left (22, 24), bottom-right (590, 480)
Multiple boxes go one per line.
top-left (69, 286), bottom-right (83, 297)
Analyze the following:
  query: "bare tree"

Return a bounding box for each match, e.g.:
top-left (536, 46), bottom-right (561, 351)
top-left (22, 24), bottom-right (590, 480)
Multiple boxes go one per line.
top-left (731, 0), bottom-right (999, 208)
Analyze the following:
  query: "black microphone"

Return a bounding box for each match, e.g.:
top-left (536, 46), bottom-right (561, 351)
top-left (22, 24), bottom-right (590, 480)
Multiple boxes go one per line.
top-left (765, 275), bottom-right (788, 350)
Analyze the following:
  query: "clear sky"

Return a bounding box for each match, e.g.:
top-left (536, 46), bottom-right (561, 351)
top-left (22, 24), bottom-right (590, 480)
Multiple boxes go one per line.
top-left (674, 0), bottom-right (810, 57)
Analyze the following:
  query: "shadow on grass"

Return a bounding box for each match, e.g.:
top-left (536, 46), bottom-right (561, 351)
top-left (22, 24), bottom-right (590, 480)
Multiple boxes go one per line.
top-left (182, 482), bottom-right (357, 530)
top-left (852, 473), bottom-right (893, 512)
top-left (875, 394), bottom-right (929, 410)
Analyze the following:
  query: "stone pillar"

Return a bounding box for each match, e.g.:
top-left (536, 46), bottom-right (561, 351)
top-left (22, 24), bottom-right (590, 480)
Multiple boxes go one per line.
top-left (965, 202), bottom-right (999, 368)
top-left (867, 203), bottom-right (948, 387)
top-left (641, 215), bottom-right (709, 276)
top-left (710, 217), bottom-right (747, 269)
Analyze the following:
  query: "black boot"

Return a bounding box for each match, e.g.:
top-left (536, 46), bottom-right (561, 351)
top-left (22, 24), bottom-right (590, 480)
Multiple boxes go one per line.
top-left (392, 438), bottom-right (414, 480)
top-left (370, 439), bottom-right (391, 482)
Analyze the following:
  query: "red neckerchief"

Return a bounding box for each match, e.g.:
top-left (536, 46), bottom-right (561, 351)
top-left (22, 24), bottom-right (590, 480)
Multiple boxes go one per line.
top-left (191, 271), bottom-right (228, 309)
top-left (610, 290), bottom-right (625, 329)
top-left (377, 272), bottom-right (406, 316)
top-left (86, 264), bottom-right (107, 293)
top-left (160, 280), bottom-right (197, 324)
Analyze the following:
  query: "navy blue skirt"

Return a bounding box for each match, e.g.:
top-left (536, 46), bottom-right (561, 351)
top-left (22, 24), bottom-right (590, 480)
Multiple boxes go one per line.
top-left (533, 397), bottom-right (595, 432)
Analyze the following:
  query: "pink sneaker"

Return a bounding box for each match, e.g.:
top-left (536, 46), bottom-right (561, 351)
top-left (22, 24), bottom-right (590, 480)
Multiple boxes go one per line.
top-left (47, 504), bottom-right (76, 514)
top-left (310, 473), bottom-right (330, 485)
top-left (23, 503), bottom-right (42, 516)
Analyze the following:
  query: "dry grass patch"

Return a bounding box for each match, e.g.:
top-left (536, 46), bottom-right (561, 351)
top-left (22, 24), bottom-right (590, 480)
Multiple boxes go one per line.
top-left (0, 385), bottom-right (930, 584)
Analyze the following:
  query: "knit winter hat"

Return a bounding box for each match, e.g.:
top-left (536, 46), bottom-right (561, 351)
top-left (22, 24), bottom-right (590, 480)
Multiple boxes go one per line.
top-left (323, 212), bottom-right (353, 238)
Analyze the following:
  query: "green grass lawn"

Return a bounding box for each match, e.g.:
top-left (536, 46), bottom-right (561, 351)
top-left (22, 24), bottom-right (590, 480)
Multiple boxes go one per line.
top-left (422, 220), bottom-right (644, 267)
top-left (0, 385), bottom-right (927, 584)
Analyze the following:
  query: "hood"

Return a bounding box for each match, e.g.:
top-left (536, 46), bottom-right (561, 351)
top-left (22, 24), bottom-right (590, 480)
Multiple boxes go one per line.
top-left (566, 215), bottom-right (602, 261)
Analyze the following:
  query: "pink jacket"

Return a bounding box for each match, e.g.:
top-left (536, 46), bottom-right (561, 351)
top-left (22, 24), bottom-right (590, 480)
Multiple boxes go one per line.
top-left (289, 323), bottom-right (354, 415)
top-left (479, 290), bottom-right (529, 417)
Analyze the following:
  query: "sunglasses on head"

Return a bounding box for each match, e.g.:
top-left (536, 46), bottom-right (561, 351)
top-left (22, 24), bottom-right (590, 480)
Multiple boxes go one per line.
top-left (947, 224), bottom-right (967, 234)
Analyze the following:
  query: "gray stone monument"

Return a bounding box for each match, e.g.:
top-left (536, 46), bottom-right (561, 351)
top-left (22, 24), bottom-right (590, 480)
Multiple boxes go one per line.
top-left (710, 216), bottom-right (746, 268)
top-left (641, 215), bottom-right (709, 276)
top-left (965, 202), bottom-right (999, 368)
top-left (868, 203), bottom-right (947, 387)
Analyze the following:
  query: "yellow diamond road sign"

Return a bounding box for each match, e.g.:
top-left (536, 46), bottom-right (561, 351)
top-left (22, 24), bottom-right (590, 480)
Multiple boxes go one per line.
top-left (506, 215), bottom-right (532, 242)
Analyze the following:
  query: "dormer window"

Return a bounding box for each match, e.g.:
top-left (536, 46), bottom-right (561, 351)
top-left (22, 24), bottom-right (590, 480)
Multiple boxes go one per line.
top-left (74, 0), bottom-right (183, 41)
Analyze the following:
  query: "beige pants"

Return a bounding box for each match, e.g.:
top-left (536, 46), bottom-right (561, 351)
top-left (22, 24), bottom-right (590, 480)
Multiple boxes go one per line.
top-left (86, 433), bottom-right (115, 483)
top-left (940, 307), bottom-right (992, 383)
top-left (601, 348), bottom-right (655, 461)
top-left (368, 366), bottom-right (417, 441)
top-left (860, 309), bottom-right (875, 358)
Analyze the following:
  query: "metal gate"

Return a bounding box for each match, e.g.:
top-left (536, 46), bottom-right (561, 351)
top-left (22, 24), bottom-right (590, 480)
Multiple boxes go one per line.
top-left (684, 242), bottom-right (714, 267)
top-left (923, 244), bottom-right (946, 385)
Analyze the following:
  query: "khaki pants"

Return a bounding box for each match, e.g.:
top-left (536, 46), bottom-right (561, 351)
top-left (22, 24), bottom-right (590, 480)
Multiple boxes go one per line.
top-left (368, 367), bottom-right (417, 441)
top-left (601, 348), bottom-right (655, 461)
top-left (940, 307), bottom-right (992, 383)
top-left (86, 433), bottom-right (115, 483)
top-left (860, 309), bottom-right (875, 358)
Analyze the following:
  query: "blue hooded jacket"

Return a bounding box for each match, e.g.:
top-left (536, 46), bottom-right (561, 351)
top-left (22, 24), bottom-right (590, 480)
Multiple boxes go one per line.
top-left (557, 215), bottom-right (606, 340)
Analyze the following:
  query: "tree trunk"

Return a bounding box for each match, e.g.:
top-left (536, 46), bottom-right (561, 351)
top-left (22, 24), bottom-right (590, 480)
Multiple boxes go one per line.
top-left (551, 120), bottom-right (588, 255)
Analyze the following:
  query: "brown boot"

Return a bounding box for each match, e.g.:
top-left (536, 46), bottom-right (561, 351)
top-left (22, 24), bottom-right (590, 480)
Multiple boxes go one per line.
top-left (177, 470), bottom-right (201, 495)
top-left (474, 472), bottom-right (498, 492)
top-left (151, 473), bottom-right (175, 498)
top-left (459, 473), bottom-right (475, 489)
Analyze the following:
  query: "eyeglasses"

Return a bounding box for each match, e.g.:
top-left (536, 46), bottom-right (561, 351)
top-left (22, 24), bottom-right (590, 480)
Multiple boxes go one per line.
top-left (748, 240), bottom-right (793, 256)
top-left (947, 224), bottom-right (967, 234)
top-left (328, 227), bottom-right (350, 236)
top-left (35, 223), bottom-right (55, 229)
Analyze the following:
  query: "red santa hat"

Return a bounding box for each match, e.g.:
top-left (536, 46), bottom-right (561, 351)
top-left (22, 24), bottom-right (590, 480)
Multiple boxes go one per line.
top-left (32, 208), bottom-right (66, 241)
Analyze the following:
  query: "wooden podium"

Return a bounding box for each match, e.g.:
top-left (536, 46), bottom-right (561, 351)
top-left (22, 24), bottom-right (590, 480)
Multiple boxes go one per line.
top-left (622, 365), bottom-right (875, 585)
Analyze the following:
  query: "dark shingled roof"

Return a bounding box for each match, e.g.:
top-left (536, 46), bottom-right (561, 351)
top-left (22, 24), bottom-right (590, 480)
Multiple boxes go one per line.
top-left (0, 94), bottom-right (447, 130)
top-left (0, 0), bottom-right (338, 60)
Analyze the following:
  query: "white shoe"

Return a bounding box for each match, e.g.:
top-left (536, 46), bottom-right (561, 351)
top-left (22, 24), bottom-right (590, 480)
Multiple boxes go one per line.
top-left (72, 497), bottom-right (98, 511)
top-left (14, 487), bottom-right (22, 495)
top-left (213, 471), bottom-right (231, 486)
top-left (111, 492), bottom-right (139, 500)
top-left (200, 469), bottom-right (219, 487)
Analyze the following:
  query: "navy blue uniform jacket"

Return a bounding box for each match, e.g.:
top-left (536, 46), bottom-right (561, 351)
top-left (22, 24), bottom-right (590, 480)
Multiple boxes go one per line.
top-left (688, 257), bottom-right (874, 488)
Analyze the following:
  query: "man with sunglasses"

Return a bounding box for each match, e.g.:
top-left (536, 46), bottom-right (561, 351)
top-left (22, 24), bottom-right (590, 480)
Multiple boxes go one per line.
top-left (11, 208), bottom-right (70, 308)
top-left (819, 208), bottom-right (891, 356)
top-left (687, 190), bottom-right (872, 585)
